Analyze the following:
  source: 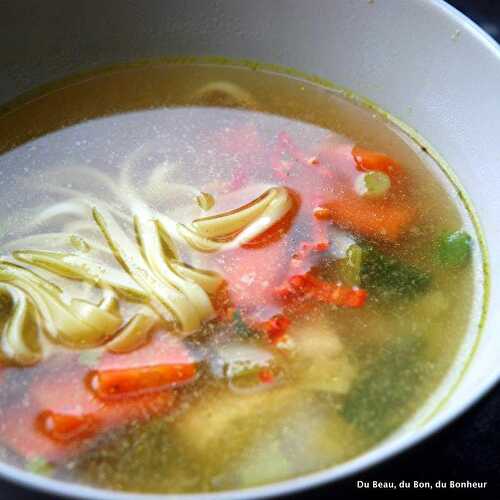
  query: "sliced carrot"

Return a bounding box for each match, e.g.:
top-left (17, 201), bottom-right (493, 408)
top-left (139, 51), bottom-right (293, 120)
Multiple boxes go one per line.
top-left (1, 406), bottom-right (82, 461)
top-left (320, 194), bottom-right (416, 242)
top-left (88, 363), bottom-right (196, 400)
top-left (0, 370), bottom-right (177, 462)
top-left (0, 334), bottom-right (190, 462)
top-left (352, 146), bottom-right (404, 180)
top-left (312, 142), bottom-right (415, 241)
top-left (313, 207), bottom-right (334, 220)
top-left (35, 410), bottom-right (96, 443)
top-left (89, 332), bottom-right (196, 400)
top-left (32, 366), bottom-right (178, 430)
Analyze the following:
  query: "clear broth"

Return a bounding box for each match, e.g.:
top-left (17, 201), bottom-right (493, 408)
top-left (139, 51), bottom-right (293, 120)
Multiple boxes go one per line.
top-left (0, 63), bottom-right (475, 492)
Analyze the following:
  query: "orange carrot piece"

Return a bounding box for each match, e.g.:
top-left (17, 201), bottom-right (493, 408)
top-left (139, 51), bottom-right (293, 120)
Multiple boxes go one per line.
top-left (313, 207), bottom-right (334, 220)
top-left (0, 370), bottom-right (177, 462)
top-left (88, 363), bottom-right (196, 400)
top-left (321, 195), bottom-right (416, 242)
top-left (352, 146), bottom-right (404, 179)
top-left (35, 410), bottom-right (96, 443)
top-left (2, 334), bottom-right (190, 461)
top-left (1, 407), bottom-right (82, 461)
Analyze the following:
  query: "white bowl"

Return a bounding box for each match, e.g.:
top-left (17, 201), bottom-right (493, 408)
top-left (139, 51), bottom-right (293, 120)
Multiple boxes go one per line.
top-left (0, 1), bottom-right (499, 498)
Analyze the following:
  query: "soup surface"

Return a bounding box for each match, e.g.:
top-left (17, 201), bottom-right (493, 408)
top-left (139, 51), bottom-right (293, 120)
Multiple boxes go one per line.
top-left (0, 63), bottom-right (477, 493)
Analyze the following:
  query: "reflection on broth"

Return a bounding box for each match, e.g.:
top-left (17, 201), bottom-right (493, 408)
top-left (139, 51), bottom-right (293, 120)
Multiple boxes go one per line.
top-left (0, 63), bottom-right (476, 492)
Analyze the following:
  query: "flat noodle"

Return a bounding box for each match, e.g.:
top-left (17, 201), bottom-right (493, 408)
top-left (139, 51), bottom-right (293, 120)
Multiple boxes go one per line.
top-left (170, 262), bottom-right (224, 294)
top-left (134, 214), bottom-right (214, 320)
top-left (176, 187), bottom-right (293, 252)
top-left (93, 206), bottom-right (201, 333)
top-left (192, 188), bottom-right (276, 239)
top-left (106, 307), bottom-right (157, 354)
top-left (0, 283), bottom-right (42, 366)
top-left (0, 262), bottom-right (119, 347)
top-left (13, 250), bottom-right (147, 301)
top-left (0, 148), bottom-right (293, 363)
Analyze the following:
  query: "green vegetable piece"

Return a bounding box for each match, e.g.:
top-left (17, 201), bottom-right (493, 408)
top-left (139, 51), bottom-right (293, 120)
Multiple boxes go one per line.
top-left (339, 244), bottom-right (363, 286)
top-left (25, 457), bottom-right (54, 476)
top-left (438, 230), bottom-right (472, 268)
top-left (341, 334), bottom-right (426, 441)
top-left (354, 171), bottom-right (391, 198)
top-left (360, 244), bottom-right (431, 298)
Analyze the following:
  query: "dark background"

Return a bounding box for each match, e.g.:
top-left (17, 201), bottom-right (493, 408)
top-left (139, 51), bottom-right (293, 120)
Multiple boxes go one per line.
top-left (1, 1), bottom-right (499, 499)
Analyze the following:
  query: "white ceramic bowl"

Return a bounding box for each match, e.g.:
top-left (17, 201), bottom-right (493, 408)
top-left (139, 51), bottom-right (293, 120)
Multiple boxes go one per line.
top-left (0, 1), bottom-right (499, 498)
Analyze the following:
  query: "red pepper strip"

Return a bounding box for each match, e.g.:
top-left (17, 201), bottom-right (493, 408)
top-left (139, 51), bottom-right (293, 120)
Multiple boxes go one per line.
top-left (274, 272), bottom-right (367, 308)
top-left (35, 410), bottom-right (96, 443)
top-left (259, 368), bottom-right (275, 384)
top-left (258, 314), bottom-right (291, 344)
top-left (307, 274), bottom-right (368, 307)
top-left (87, 363), bottom-right (196, 401)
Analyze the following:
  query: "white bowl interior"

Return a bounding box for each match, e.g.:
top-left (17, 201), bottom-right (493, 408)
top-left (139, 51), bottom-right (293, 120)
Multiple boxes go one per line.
top-left (0, 0), bottom-right (499, 498)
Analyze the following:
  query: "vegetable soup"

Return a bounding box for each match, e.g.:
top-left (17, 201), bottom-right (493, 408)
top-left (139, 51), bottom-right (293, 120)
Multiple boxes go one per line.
top-left (0, 63), bottom-right (477, 493)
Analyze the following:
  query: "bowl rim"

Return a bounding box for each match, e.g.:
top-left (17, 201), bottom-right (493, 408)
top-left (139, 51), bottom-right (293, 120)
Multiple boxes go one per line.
top-left (0, 0), bottom-right (499, 498)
